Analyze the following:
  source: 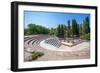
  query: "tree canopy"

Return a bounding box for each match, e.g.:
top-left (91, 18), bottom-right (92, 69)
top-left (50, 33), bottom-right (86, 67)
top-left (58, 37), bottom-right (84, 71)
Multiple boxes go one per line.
top-left (24, 16), bottom-right (90, 40)
top-left (25, 24), bottom-right (50, 35)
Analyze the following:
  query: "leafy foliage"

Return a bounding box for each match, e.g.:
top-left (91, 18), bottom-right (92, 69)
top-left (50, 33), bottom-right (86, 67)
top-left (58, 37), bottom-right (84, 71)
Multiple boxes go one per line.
top-left (24, 16), bottom-right (90, 41)
top-left (56, 24), bottom-right (67, 38)
top-left (32, 51), bottom-right (44, 60)
top-left (83, 16), bottom-right (90, 34)
top-left (82, 33), bottom-right (90, 40)
top-left (24, 24), bottom-right (50, 35)
top-left (49, 28), bottom-right (57, 36)
top-left (67, 20), bottom-right (71, 37)
top-left (72, 19), bottom-right (79, 37)
top-left (79, 24), bottom-right (83, 36)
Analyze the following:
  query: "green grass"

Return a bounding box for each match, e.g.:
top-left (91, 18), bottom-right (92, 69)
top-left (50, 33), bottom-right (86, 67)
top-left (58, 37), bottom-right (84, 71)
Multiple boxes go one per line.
top-left (32, 51), bottom-right (44, 60)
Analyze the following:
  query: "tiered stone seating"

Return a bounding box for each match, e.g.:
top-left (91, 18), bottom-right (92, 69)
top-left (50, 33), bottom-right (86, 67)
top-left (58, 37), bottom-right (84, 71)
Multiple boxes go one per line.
top-left (27, 39), bottom-right (32, 44)
top-left (24, 35), bottom-right (49, 51)
top-left (44, 37), bottom-right (61, 48)
top-left (24, 37), bottom-right (31, 42)
top-left (24, 35), bottom-right (50, 61)
top-left (32, 40), bottom-right (36, 45)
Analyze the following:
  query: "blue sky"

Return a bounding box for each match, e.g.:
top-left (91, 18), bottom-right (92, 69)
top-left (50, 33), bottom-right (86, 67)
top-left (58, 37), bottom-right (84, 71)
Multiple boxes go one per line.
top-left (24, 11), bottom-right (90, 28)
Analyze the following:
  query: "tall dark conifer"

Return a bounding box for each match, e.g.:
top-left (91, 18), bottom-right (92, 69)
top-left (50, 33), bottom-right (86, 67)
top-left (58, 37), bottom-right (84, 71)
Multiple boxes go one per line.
top-left (72, 19), bottom-right (79, 37)
top-left (83, 16), bottom-right (90, 34)
top-left (67, 20), bottom-right (71, 37)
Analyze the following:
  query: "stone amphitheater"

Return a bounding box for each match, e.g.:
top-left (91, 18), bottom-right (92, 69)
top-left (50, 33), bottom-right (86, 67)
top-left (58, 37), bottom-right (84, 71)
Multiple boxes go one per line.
top-left (24, 35), bottom-right (90, 62)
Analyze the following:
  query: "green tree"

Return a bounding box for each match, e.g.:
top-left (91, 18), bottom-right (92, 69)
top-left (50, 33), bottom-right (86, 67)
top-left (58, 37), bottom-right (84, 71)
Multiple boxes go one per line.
top-left (24, 28), bottom-right (28, 35)
top-left (83, 16), bottom-right (90, 34)
top-left (63, 24), bottom-right (67, 41)
top-left (49, 28), bottom-right (56, 36)
top-left (67, 20), bottom-right (71, 37)
top-left (57, 24), bottom-right (67, 39)
top-left (79, 24), bottom-right (83, 36)
top-left (57, 24), bottom-right (61, 37)
top-left (27, 24), bottom-right (50, 35)
top-left (72, 19), bottom-right (79, 37)
top-left (77, 23), bottom-right (79, 37)
top-left (28, 24), bottom-right (35, 34)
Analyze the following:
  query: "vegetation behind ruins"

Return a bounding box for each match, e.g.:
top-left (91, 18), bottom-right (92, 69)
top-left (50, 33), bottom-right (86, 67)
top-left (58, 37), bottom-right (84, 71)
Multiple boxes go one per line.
top-left (24, 16), bottom-right (90, 40)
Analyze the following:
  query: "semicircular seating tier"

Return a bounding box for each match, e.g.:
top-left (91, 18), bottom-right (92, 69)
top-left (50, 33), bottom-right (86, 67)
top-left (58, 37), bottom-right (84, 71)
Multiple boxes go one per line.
top-left (24, 35), bottom-right (50, 52)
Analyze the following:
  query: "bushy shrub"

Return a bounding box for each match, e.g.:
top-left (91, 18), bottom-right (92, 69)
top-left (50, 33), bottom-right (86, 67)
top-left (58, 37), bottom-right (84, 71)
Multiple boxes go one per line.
top-left (32, 51), bottom-right (44, 60)
top-left (82, 33), bottom-right (90, 40)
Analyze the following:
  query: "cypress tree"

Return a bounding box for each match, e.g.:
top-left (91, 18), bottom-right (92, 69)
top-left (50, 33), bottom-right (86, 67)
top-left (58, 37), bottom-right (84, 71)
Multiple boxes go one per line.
top-left (79, 24), bottom-right (83, 36)
top-left (67, 20), bottom-right (71, 37)
top-left (57, 24), bottom-right (61, 37)
top-left (83, 16), bottom-right (90, 34)
top-left (72, 19), bottom-right (79, 37)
